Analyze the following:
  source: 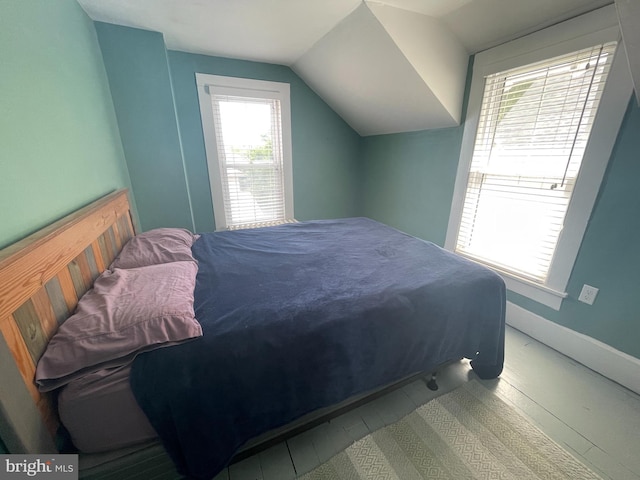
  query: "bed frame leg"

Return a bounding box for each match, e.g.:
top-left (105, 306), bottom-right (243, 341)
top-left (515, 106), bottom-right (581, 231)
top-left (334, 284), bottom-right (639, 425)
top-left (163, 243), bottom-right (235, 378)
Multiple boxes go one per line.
top-left (425, 372), bottom-right (438, 391)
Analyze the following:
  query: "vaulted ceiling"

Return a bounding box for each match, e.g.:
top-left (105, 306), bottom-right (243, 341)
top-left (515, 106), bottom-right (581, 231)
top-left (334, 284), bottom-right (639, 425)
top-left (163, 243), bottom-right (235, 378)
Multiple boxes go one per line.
top-left (77, 0), bottom-right (614, 136)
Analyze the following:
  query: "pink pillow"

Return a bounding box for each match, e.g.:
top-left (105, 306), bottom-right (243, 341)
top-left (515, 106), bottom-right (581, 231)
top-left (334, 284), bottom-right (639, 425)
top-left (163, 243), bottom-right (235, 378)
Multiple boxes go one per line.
top-left (36, 261), bottom-right (202, 391)
top-left (110, 228), bottom-right (197, 269)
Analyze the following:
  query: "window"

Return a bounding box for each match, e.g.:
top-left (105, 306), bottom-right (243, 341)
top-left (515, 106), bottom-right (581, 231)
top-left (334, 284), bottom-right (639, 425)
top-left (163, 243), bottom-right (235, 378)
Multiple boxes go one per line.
top-left (196, 74), bottom-right (294, 230)
top-left (457, 44), bottom-right (616, 282)
top-left (446, 7), bottom-right (632, 309)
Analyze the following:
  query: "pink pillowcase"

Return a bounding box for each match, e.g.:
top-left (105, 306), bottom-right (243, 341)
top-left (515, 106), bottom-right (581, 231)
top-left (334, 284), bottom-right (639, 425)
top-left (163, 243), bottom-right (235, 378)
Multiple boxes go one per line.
top-left (110, 228), bottom-right (197, 270)
top-left (36, 261), bottom-right (202, 391)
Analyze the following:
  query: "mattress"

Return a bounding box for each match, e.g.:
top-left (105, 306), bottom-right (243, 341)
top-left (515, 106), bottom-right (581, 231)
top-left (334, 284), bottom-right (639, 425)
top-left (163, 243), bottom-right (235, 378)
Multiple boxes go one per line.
top-left (58, 364), bottom-right (157, 452)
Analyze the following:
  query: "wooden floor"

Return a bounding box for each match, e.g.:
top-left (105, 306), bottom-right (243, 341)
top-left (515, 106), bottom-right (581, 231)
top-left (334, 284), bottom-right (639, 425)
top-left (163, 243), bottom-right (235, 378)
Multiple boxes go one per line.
top-left (214, 326), bottom-right (640, 480)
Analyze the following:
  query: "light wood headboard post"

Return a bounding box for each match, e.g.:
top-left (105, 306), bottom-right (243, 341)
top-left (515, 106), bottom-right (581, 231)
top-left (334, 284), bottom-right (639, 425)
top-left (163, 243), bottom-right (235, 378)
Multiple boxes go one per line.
top-left (0, 190), bottom-right (135, 453)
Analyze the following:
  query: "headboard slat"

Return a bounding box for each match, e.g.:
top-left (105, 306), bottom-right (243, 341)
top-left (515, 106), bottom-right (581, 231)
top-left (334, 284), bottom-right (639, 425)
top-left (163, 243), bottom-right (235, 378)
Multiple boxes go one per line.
top-left (13, 301), bottom-right (47, 364)
top-left (97, 235), bottom-right (112, 270)
top-left (44, 278), bottom-right (69, 326)
top-left (90, 240), bottom-right (106, 273)
top-left (56, 268), bottom-right (78, 314)
top-left (117, 214), bottom-right (134, 243)
top-left (84, 245), bottom-right (100, 282)
top-left (107, 226), bottom-right (120, 254)
top-left (32, 288), bottom-right (58, 340)
top-left (68, 257), bottom-right (89, 300)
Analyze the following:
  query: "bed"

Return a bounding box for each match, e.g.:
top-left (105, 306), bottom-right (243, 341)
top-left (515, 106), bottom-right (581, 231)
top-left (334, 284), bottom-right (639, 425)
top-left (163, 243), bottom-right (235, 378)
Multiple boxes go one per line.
top-left (0, 189), bottom-right (505, 479)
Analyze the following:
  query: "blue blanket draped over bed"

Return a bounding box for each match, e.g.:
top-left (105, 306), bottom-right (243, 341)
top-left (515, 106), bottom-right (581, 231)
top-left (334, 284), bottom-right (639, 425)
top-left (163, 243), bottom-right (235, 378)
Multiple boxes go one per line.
top-left (130, 218), bottom-right (505, 479)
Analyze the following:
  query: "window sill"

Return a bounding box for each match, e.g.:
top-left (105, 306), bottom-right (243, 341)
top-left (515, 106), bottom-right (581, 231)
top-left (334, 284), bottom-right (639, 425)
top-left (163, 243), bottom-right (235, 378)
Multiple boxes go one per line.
top-left (453, 251), bottom-right (567, 310)
top-left (500, 273), bottom-right (566, 311)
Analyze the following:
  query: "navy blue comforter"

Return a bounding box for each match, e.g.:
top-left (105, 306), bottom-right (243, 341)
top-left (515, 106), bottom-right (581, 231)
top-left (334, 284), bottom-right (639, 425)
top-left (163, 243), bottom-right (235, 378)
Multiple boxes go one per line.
top-left (130, 218), bottom-right (505, 479)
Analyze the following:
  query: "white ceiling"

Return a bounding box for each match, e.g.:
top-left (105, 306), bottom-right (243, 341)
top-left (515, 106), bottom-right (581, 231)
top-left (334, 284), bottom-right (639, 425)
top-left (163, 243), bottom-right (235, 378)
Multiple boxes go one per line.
top-left (77, 0), bottom-right (614, 135)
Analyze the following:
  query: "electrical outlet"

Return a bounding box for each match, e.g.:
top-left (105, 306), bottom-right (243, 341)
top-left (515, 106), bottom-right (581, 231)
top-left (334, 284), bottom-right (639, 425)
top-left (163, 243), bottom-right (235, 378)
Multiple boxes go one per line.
top-left (578, 284), bottom-right (599, 305)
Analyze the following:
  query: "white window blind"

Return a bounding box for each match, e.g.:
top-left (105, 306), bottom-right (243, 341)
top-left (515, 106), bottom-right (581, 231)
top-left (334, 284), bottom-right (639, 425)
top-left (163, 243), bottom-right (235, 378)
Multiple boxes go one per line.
top-left (196, 74), bottom-right (294, 232)
top-left (211, 94), bottom-right (287, 230)
top-left (455, 42), bottom-right (617, 283)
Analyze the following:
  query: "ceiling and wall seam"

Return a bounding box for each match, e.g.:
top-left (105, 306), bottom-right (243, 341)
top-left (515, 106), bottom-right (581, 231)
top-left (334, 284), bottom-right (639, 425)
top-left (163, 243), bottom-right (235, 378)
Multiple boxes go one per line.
top-left (76, 0), bottom-right (618, 135)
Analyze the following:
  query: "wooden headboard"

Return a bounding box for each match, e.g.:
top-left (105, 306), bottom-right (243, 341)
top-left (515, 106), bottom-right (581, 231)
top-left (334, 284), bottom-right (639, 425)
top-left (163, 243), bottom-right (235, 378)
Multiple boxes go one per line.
top-left (0, 190), bottom-right (135, 453)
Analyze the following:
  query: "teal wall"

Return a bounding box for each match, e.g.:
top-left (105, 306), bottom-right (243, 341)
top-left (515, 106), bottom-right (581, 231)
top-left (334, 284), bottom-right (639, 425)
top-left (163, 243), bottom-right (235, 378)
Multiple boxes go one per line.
top-left (167, 51), bottom-right (362, 232)
top-left (94, 23), bottom-right (361, 234)
top-left (94, 23), bottom-right (194, 232)
top-left (360, 127), bottom-right (463, 245)
top-left (0, 0), bottom-right (131, 249)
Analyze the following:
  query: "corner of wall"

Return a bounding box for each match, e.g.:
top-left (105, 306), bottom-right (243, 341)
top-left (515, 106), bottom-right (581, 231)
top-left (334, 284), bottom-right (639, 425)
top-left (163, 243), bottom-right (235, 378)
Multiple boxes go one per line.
top-left (94, 22), bottom-right (195, 232)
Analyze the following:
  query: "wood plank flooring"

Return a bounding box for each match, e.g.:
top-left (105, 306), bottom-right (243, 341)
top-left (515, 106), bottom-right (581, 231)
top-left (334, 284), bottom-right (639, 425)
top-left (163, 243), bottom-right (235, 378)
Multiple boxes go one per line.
top-left (497, 327), bottom-right (640, 480)
top-left (217, 326), bottom-right (640, 480)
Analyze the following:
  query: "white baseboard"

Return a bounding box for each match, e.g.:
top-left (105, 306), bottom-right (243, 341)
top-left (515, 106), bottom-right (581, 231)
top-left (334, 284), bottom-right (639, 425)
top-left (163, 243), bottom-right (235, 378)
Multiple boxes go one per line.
top-left (506, 301), bottom-right (640, 396)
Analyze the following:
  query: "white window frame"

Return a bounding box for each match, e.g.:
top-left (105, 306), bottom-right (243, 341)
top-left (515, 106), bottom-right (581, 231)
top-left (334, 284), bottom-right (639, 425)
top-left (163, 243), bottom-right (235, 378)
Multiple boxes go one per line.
top-left (196, 74), bottom-right (294, 230)
top-left (445, 6), bottom-right (632, 310)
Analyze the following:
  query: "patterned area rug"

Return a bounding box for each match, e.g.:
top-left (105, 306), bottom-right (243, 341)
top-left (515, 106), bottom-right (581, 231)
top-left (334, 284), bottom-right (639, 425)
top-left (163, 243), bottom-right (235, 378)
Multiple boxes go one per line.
top-left (300, 380), bottom-right (601, 479)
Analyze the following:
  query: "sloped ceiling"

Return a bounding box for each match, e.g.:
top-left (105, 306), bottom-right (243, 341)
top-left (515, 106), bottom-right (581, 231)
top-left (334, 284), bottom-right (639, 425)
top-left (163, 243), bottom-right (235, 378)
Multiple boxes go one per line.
top-left (292, 3), bottom-right (468, 134)
top-left (77, 0), bottom-right (613, 136)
